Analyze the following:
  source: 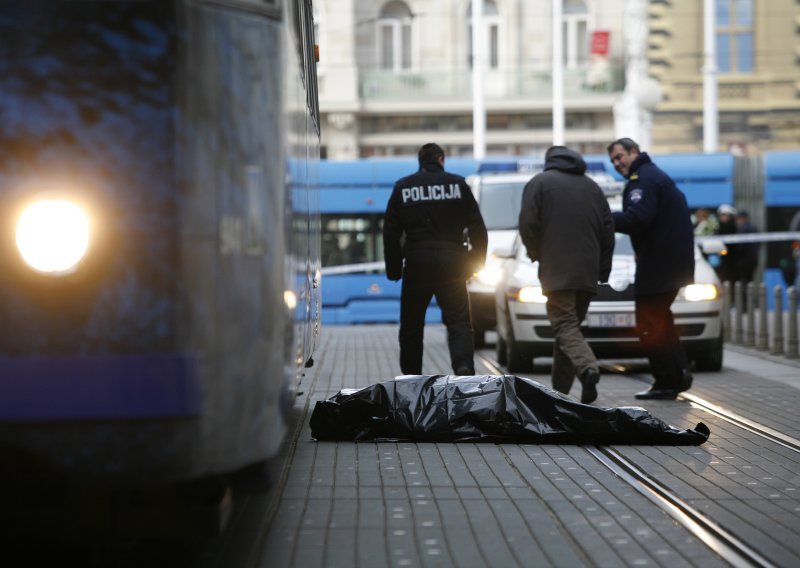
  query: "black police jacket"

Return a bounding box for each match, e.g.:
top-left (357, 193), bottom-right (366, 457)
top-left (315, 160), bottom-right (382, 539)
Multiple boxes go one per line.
top-left (612, 153), bottom-right (695, 296)
top-left (383, 160), bottom-right (488, 281)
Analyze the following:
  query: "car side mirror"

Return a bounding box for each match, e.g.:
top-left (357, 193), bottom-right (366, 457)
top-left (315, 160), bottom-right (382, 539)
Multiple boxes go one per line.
top-left (493, 247), bottom-right (514, 259)
top-left (700, 239), bottom-right (726, 255)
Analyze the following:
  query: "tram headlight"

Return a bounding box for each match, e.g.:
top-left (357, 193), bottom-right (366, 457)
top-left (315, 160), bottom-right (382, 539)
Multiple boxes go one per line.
top-left (15, 199), bottom-right (91, 275)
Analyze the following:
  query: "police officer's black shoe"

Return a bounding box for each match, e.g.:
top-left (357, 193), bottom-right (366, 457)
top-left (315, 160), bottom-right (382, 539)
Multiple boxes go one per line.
top-left (455, 367), bottom-right (473, 376)
top-left (578, 368), bottom-right (600, 404)
top-left (634, 387), bottom-right (680, 400)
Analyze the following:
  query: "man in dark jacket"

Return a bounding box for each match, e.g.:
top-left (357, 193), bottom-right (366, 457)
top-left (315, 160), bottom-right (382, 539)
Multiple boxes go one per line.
top-left (383, 143), bottom-right (488, 376)
top-left (735, 210), bottom-right (759, 285)
top-left (607, 137), bottom-right (695, 400)
top-left (518, 146), bottom-right (615, 403)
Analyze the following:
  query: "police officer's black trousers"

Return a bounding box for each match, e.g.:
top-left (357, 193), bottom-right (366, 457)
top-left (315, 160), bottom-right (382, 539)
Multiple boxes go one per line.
top-left (635, 289), bottom-right (690, 389)
top-left (399, 250), bottom-right (474, 375)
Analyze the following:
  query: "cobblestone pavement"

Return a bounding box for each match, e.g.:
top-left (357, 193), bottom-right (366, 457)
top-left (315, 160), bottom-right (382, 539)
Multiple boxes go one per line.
top-left (256, 325), bottom-right (800, 568)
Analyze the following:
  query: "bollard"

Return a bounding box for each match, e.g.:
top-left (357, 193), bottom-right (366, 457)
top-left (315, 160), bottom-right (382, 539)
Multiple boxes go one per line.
top-left (722, 281), bottom-right (731, 342)
top-left (756, 282), bottom-right (768, 350)
top-left (745, 282), bottom-right (755, 347)
top-left (734, 281), bottom-right (744, 344)
top-left (771, 286), bottom-right (784, 355)
top-left (787, 287), bottom-right (798, 359)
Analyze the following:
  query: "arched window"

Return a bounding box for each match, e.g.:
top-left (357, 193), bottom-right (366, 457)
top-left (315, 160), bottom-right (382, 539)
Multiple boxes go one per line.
top-left (378, 1), bottom-right (413, 71)
top-left (467, 1), bottom-right (500, 69)
top-left (563, 0), bottom-right (589, 68)
top-left (716, 0), bottom-right (753, 73)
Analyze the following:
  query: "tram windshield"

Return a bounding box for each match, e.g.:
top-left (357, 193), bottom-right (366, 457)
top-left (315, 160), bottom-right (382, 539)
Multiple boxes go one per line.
top-left (321, 214), bottom-right (384, 267)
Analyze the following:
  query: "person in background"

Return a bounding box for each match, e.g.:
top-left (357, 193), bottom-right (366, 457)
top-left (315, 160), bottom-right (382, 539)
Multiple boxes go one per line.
top-left (383, 143), bottom-right (488, 376)
top-left (693, 208), bottom-right (719, 236)
top-left (735, 210), bottom-right (759, 285)
top-left (607, 137), bottom-right (694, 400)
top-left (518, 146), bottom-right (615, 404)
top-left (715, 204), bottom-right (738, 284)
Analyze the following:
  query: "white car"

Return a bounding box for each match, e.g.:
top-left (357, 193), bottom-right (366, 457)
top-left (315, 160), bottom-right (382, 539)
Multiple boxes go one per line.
top-left (466, 164), bottom-right (624, 346)
top-left (494, 232), bottom-right (724, 374)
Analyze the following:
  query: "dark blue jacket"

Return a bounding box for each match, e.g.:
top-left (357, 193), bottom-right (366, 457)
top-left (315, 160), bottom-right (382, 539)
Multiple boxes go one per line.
top-left (612, 153), bottom-right (694, 296)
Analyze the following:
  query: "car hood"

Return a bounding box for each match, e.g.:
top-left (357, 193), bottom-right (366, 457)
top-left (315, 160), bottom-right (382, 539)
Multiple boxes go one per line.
top-left (508, 254), bottom-right (637, 291)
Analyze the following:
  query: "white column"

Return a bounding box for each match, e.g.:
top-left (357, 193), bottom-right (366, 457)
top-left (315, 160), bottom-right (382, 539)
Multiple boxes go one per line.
top-left (472, 0), bottom-right (486, 160)
top-left (552, 0), bottom-right (565, 145)
top-left (703, 0), bottom-right (719, 153)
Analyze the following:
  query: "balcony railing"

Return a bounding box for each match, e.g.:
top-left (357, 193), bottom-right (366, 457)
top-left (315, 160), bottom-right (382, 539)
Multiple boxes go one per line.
top-left (359, 64), bottom-right (625, 102)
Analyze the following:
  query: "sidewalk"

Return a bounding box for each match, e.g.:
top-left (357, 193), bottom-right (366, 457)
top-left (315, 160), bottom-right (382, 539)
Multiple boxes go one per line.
top-left (256, 325), bottom-right (800, 568)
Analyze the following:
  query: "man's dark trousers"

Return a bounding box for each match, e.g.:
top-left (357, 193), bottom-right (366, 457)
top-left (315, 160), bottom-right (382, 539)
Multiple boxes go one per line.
top-left (635, 290), bottom-right (690, 389)
top-left (399, 249), bottom-right (474, 375)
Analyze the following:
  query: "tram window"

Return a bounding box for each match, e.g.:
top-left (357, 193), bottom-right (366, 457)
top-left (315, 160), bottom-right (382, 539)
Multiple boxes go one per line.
top-left (321, 215), bottom-right (383, 267)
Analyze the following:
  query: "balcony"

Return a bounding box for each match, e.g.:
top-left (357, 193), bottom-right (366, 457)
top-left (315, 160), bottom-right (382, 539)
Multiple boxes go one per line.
top-left (358, 64), bottom-right (625, 104)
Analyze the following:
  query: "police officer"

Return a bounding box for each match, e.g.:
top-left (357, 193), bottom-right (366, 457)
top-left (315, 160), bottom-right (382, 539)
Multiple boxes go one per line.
top-left (607, 137), bottom-right (694, 400)
top-left (383, 143), bottom-right (488, 376)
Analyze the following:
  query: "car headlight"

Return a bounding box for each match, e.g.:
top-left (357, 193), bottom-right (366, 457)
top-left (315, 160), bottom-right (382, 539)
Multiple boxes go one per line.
top-left (15, 199), bottom-right (91, 275)
top-left (476, 265), bottom-right (503, 287)
top-left (518, 286), bottom-right (548, 303)
top-left (682, 283), bottom-right (719, 302)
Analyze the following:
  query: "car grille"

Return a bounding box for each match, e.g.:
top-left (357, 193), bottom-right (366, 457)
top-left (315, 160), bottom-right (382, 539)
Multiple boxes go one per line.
top-left (594, 283), bottom-right (635, 301)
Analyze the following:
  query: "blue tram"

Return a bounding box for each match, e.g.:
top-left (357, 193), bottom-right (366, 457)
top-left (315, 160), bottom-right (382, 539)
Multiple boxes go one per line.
top-left (0, 0), bottom-right (320, 485)
top-left (320, 157), bottom-right (478, 324)
top-left (320, 150), bottom-right (800, 324)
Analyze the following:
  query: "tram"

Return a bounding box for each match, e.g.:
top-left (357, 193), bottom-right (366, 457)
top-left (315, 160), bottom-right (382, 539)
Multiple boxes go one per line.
top-left (0, 0), bottom-right (321, 485)
top-left (320, 157), bottom-right (477, 324)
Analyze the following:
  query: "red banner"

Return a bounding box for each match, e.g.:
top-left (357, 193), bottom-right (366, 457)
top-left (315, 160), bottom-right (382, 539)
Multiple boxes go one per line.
top-left (591, 30), bottom-right (610, 57)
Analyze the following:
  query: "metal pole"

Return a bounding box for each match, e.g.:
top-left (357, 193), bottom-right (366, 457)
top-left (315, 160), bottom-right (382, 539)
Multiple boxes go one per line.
top-left (787, 287), bottom-right (798, 359)
top-left (772, 286), bottom-right (784, 355)
top-left (756, 282), bottom-right (768, 350)
top-left (722, 281), bottom-right (731, 342)
top-left (745, 282), bottom-right (755, 347)
top-left (734, 281), bottom-right (743, 344)
top-left (552, 0), bottom-right (564, 145)
top-left (471, 0), bottom-right (486, 160)
top-left (703, 0), bottom-right (719, 153)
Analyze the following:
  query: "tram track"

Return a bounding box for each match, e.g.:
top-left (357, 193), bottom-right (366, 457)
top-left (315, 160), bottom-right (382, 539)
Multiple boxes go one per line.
top-left (476, 352), bottom-right (788, 567)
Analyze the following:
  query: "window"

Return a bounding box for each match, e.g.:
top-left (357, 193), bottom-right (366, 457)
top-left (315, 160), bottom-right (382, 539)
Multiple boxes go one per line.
top-left (378, 1), bottom-right (413, 71)
top-left (467, 1), bottom-right (499, 70)
top-left (716, 0), bottom-right (753, 73)
top-left (562, 0), bottom-right (589, 68)
top-left (321, 215), bottom-right (384, 267)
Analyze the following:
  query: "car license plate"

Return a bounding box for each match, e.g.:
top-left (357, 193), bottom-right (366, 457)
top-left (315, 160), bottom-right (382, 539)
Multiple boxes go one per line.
top-left (586, 313), bottom-right (635, 328)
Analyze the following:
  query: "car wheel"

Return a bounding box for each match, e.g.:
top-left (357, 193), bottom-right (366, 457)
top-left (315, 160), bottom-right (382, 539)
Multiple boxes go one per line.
top-left (693, 334), bottom-right (723, 372)
top-left (473, 330), bottom-right (486, 348)
top-left (496, 333), bottom-right (507, 366)
top-left (506, 325), bottom-right (533, 373)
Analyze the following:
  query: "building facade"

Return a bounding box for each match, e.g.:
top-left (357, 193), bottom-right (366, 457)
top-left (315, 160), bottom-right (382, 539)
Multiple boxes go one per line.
top-left (315, 0), bottom-right (800, 159)
top-left (316, 0), bottom-right (626, 159)
top-left (648, 0), bottom-right (800, 154)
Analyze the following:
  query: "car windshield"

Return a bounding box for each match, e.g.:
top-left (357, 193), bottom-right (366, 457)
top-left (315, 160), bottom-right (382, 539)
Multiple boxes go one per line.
top-left (478, 182), bottom-right (526, 230)
top-left (615, 233), bottom-right (634, 254)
